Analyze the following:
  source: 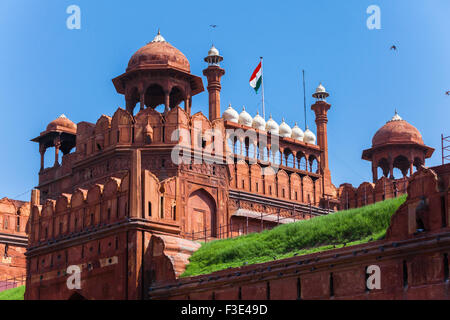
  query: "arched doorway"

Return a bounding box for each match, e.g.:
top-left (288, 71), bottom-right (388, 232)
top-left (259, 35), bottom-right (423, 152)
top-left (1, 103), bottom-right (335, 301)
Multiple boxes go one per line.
top-left (187, 189), bottom-right (217, 239)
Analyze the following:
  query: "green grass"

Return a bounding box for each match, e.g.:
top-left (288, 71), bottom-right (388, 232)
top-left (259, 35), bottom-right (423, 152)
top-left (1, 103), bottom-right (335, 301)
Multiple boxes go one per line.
top-left (0, 286), bottom-right (25, 300)
top-left (182, 195), bottom-right (407, 277)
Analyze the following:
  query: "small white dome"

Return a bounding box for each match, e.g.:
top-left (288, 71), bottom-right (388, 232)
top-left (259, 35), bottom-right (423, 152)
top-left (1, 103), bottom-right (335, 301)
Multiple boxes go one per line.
top-left (265, 115), bottom-right (279, 135)
top-left (303, 127), bottom-right (316, 144)
top-left (389, 110), bottom-right (403, 122)
top-left (252, 111), bottom-right (266, 131)
top-left (238, 106), bottom-right (253, 127)
top-left (291, 122), bottom-right (304, 141)
top-left (152, 29), bottom-right (166, 43)
top-left (316, 83), bottom-right (326, 93)
top-left (279, 118), bottom-right (292, 138)
top-left (208, 45), bottom-right (219, 56)
top-left (222, 104), bottom-right (239, 123)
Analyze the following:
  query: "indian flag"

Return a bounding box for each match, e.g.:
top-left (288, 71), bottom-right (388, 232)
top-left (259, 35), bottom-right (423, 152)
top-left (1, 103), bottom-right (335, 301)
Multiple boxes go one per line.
top-left (249, 61), bottom-right (262, 93)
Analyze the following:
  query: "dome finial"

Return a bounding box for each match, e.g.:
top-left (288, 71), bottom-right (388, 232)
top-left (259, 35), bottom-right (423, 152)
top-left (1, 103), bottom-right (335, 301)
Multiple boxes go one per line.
top-left (152, 29), bottom-right (166, 43)
top-left (389, 109), bottom-right (402, 122)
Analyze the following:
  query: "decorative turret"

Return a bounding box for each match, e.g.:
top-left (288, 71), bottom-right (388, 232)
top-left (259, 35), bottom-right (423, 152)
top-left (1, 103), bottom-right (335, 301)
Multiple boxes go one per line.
top-left (203, 44), bottom-right (225, 122)
top-left (311, 83), bottom-right (333, 199)
top-left (31, 114), bottom-right (77, 172)
top-left (112, 30), bottom-right (204, 116)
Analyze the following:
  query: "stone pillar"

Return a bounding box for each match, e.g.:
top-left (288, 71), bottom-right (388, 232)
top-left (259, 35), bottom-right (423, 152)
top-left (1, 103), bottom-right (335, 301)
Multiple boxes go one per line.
top-left (54, 137), bottom-right (61, 167)
top-left (39, 145), bottom-right (46, 172)
top-left (372, 163), bottom-right (378, 182)
top-left (389, 161), bottom-right (394, 179)
top-left (203, 66), bottom-right (225, 122)
top-left (140, 92), bottom-right (146, 111)
top-left (164, 92), bottom-right (170, 113)
top-left (410, 162), bottom-right (414, 176)
top-left (185, 94), bottom-right (191, 115)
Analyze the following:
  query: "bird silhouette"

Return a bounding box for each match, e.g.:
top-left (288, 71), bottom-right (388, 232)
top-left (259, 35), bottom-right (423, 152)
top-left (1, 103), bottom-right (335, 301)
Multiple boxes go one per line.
top-left (390, 45), bottom-right (397, 51)
top-left (210, 24), bottom-right (218, 28)
top-left (445, 91), bottom-right (450, 96)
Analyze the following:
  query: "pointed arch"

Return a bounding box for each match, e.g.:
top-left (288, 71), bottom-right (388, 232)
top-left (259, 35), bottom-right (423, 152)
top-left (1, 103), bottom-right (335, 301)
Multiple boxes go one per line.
top-left (187, 188), bottom-right (217, 238)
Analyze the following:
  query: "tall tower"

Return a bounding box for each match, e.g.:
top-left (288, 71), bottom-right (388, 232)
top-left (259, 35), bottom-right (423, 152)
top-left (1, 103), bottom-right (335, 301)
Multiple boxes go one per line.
top-left (311, 83), bottom-right (333, 198)
top-left (203, 45), bottom-right (225, 122)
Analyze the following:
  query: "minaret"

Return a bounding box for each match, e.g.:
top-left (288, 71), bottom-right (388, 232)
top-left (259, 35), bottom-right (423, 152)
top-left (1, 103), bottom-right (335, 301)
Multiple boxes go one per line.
top-left (203, 45), bottom-right (225, 122)
top-left (311, 83), bottom-right (333, 197)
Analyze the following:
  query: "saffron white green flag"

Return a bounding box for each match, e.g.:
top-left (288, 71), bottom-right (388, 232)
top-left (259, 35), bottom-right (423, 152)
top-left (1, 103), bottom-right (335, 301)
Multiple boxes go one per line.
top-left (249, 61), bottom-right (262, 93)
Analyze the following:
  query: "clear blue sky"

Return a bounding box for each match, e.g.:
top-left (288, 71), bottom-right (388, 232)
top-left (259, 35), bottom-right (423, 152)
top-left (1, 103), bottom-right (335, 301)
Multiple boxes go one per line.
top-left (0, 0), bottom-right (449, 201)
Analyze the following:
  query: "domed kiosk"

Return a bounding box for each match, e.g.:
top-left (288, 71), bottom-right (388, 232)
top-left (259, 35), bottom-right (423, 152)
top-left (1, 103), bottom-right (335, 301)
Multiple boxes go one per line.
top-left (362, 111), bottom-right (434, 181)
top-left (112, 30), bottom-right (204, 115)
top-left (31, 114), bottom-right (77, 170)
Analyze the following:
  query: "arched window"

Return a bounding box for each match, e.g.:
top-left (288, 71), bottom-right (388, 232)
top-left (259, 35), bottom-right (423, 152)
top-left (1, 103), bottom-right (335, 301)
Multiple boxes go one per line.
top-left (309, 157), bottom-right (319, 173)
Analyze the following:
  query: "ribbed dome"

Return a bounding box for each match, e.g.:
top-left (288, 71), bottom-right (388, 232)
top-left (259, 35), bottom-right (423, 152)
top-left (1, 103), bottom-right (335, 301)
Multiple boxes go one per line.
top-left (303, 127), bottom-right (316, 144)
top-left (46, 114), bottom-right (77, 133)
top-left (222, 105), bottom-right (239, 123)
top-left (252, 112), bottom-right (266, 131)
top-left (127, 31), bottom-right (190, 73)
top-left (238, 106), bottom-right (253, 127)
top-left (279, 119), bottom-right (292, 138)
top-left (291, 122), bottom-right (304, 141)
top-left (372, 112), bottom-right (424, 147)
top-left (265, 115), bottom-right (279, 134)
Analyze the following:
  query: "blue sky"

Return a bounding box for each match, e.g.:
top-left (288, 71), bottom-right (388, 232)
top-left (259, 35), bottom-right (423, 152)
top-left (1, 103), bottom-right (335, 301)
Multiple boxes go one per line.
top-left (0, 0), bottom-right (449, 201)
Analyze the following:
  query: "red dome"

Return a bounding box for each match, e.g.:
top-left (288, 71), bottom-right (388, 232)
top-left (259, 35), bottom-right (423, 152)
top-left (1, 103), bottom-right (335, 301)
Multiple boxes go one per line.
top-left (372, 119), bottom-right (424, 147)
top-left (127, 34), bottom-right (190, 73)
top-left (46, 115), bottom-right (77, 133)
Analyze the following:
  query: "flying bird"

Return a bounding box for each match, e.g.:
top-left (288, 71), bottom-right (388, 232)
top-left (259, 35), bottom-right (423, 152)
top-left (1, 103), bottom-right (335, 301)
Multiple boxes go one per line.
top-left (210, 24), bottom-right (218, 28)
top-left (445, 91), bottom-right (450, 96)
top-left (390, 45), bottom-right (397, 51)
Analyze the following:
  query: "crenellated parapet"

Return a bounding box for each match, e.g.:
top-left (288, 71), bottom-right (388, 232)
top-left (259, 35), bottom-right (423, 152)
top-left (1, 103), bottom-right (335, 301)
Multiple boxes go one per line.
top-left (338, 176), bottom-right (410, 210)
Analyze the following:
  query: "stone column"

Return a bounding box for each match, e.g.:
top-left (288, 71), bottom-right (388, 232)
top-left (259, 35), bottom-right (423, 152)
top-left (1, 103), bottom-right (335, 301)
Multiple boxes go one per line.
top-left (372, 163), bottom-right (378, 182)
top-left (140, 91), bottom-right (146, 111)
top-left (164, 91), bottom-right (170, 113)
top-left (54, 137), bottom-right (61, 167)
top-left (39, 145), bottom-right (46, 172)
top-left (389, 161), bottom-right (394, 179)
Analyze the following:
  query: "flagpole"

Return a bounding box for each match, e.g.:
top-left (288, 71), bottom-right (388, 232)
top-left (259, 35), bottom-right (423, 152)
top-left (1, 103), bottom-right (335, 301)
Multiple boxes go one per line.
top-left (260, 57), bottom-right (265, 120)
top-left (302, 69), bottom-right (307, 130)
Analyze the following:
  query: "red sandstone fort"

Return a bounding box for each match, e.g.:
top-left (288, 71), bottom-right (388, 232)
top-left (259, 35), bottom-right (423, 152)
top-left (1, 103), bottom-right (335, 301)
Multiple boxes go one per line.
top-left (0, 31), bottom-right (448, 300)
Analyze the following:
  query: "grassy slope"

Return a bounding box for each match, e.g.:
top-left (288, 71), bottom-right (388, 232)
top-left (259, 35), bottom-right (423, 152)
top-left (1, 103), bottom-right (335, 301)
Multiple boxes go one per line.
top-left (0, 286), bottom-right (25, 300)
top-left (182, 195), bottom-right (406, 277)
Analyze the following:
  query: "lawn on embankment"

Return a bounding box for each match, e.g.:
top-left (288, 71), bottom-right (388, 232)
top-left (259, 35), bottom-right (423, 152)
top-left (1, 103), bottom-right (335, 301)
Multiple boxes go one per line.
top-left (0, 286), bottom-right (25, 300)
top-left (182, 195), bottom-right (406, 277)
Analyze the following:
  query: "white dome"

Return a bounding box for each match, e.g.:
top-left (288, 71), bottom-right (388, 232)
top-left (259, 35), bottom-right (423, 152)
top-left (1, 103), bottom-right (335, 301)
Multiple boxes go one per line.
top-left (316, 83), bottom-right (326, 93)
top-left (303, 127), bottom-right (316, 144)
top-left (222, 104), bottom-right (239, 123)
top-left (265, 115), bottom-right (279, 134)
top-left (279, 119), bottom-right (292, 138)
top-left (291, 122), bottom-right (304, 141)
top-left (389, 110), bottom-right (403, 122)
top-left (238, 106), bottom-right (253, 127)
top-left (208, 45), bottom-right (220, 56)
top-left (252, 111), bottom-right (266, 131)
